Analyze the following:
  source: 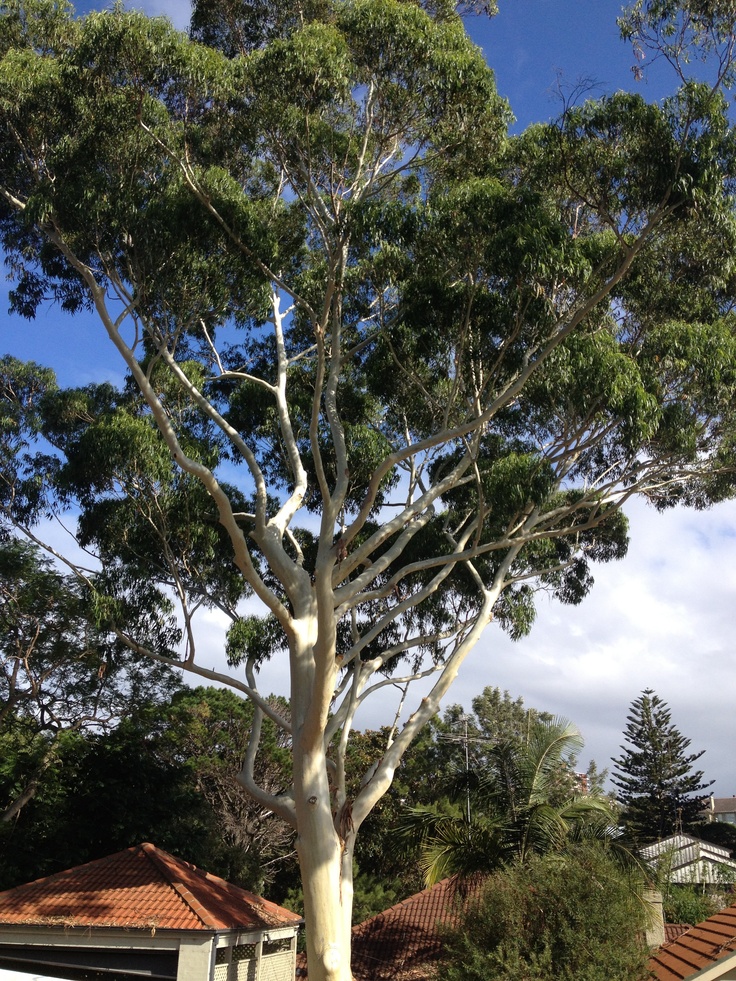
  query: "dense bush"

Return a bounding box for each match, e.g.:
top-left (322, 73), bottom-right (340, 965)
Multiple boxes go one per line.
top-left (663, 885), bottom-right (725, 926)
top-left (438, 845), bottom-right (651, 981)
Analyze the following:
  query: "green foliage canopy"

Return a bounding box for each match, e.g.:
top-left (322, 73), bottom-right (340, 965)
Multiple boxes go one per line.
top-left (0, 534), bottom-right (180, 823)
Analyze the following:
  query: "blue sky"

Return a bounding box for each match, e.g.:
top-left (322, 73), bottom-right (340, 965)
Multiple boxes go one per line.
top-left (1, 0), bottom-right (735, 793)
top-left (469, 0), bottom-right (643, 128)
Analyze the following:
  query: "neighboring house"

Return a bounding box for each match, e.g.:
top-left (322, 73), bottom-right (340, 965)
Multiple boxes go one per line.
top-left (295, 877), bottom-right (485, 981)
top-left (649, 902), bottom-right (736, 981)
top-left (640, 834), bottom-right (736, 885)
top-left (0, 842), bottom-right (302, 981)
top-left (704, 797), bottom-right (736, 825)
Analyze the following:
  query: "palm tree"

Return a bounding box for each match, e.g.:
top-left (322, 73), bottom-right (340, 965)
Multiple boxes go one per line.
top-left (402, 717), bottom-right (618, 885)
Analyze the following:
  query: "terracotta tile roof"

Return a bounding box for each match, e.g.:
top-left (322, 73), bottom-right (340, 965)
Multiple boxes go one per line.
top-left (664, 924), bottom-right (692, 943)
top-left (0, 843), bottom-right (301, 934)
top-left (294, 877), bottom-right (483, 981)
top-left (649, 903), bottom-right (736, 981)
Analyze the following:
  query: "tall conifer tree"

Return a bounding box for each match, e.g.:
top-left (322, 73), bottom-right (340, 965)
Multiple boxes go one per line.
top-left (612, 690), bottom-right (712, 842)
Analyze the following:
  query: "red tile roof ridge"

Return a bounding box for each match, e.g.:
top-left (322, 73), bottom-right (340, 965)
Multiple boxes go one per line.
top-left (352, 875), bottom-right (478, 937)
top-left (355, 889), bottom-right (427, 930)
top-left (0, 845), bottom-right (191, 931)
top-left (352, 878), bottom-right (447, 933)
top-left (139, 843), bottom-right (222, 931)
top-left (138, 843), bottom-right (302, 930)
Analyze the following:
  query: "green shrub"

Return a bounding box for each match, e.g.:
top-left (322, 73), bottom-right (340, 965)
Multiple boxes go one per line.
top-left (438, 845), bottom-right (650, 981)
top-left (663, 885), bottom-right (723, 926)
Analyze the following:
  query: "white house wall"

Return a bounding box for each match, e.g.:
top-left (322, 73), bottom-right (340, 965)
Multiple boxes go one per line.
top-left (176, 936), bottom-right (214, 981)
top-left (669, 859), bottom-right (736, 884)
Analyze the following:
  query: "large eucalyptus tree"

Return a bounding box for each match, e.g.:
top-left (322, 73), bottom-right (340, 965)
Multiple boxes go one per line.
top-left (2, 0), bottom-right (736, 977)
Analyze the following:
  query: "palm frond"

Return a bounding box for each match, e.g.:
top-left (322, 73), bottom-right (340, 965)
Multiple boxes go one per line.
top-left (420, 815), bottom-right (507, 886)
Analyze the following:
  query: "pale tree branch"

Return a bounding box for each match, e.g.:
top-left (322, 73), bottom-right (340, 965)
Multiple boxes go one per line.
top-left (236, 658), bottom-right (297, 828)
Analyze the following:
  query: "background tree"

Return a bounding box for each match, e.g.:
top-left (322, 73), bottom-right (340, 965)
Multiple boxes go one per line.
top-left (438, 843), bottom-right (651, 981)
top-left (1, 1), bottom-right (736, 977)
top-left (0, 713), bottom-right (226, 890)
top-left (441, 687), bottom-right (608, 799)
top-left (0, 686), bottom-right (295, 893)
top-left (405, 715), bottom-right (616, 884)
top-left (612, 689), bottom-right (713, 843)
top-left (691, 820), bottom-right (736, 852)
top-left (342, 723), bottom-right (449, 903)
top-left (158, 687), bottom-right (295, 893)
top-left (459, 687), bottom-right (553, 749)
top-left (0, 536), bottom-right (180, 823)
top-left (341, 690), bottom-right (596, 913)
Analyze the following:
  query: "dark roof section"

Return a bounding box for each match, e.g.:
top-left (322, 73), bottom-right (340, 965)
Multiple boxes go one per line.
top-left (709, 797), bottom-right (736, 815)
top-left (649, 903), bottom-right (736, 981)
top-left (0, 843), bottom-right (302, 933)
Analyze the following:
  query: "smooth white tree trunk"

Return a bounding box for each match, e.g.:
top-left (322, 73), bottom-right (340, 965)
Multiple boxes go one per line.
top-left (290, 606), bottom-right (355, 981)
top-left (296, 800), bottom-right (355, 981)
